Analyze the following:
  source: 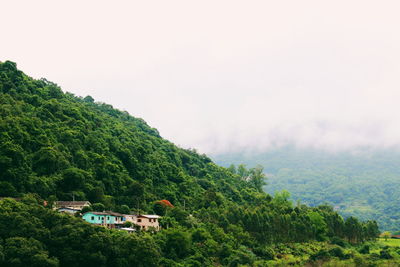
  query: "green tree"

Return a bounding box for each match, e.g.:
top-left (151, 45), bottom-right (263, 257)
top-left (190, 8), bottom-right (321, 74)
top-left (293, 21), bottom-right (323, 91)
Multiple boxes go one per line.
top-left (163, 228), bottom-right (192, 259)
top-left (4, 237), bottom-right (58, 267)
top-left (382, 231), bottom-right (391, 241)
top-left (91, 203), bottom-right (105, 212)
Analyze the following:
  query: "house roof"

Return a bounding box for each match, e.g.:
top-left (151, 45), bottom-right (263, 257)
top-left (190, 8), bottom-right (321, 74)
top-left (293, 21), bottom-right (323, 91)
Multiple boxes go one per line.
top-left (84, 211), bottom-right (123, 216)
top-left (56, 201), bottom-right (91, 206)
top-left (138, 215), bottom-right (161, 219)
top-left (120, 227), bottom-right (136, 231)
top-left (84, 212), bottom-right (108, 215)
top-left (106, 211), bottom-right (123, 216)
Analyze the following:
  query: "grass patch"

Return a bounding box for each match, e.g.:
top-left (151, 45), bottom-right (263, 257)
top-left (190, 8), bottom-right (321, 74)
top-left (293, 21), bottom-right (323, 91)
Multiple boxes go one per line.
top-left (378, 238), bottom-right (400, 247)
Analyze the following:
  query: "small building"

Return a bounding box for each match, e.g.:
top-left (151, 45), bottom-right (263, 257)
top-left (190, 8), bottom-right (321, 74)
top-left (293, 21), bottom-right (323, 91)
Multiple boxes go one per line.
top-left (121, 214), bottom-right (161, 231)
top-left (58, 207), bottom-right (81, 214)
top-left (135, 215), bottom-right (161, 231)
top-left (124, 214), bottom-right (138, 224)
top-left (55, 201), bottom-right (91, 211)
top-left (82, 211), bottom-right (124, 229)
top-left (108, 211), bottom-right (125, 225)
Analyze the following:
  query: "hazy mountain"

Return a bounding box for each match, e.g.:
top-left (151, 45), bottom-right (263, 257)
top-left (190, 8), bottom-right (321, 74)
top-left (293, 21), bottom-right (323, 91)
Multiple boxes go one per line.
top-left (212, 146), bottom-right (400, 231)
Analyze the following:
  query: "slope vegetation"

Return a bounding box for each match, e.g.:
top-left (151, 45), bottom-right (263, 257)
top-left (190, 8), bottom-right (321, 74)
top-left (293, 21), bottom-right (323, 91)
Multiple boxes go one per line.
top-left (213, 146), bottom-right (400, 231)
top-left (0, 61), bottom-right (383, 266)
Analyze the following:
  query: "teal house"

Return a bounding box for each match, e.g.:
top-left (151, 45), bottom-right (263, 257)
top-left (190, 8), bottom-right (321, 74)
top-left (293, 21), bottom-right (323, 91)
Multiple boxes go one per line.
top-left (82, 212), bottom-right (124, 228)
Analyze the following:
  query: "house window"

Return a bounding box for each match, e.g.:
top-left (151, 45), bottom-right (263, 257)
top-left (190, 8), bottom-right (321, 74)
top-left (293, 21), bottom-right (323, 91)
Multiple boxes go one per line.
top-left (138, 219), bottom-right (142, 222)
top-left (91, 216), bottom-right (94, 220)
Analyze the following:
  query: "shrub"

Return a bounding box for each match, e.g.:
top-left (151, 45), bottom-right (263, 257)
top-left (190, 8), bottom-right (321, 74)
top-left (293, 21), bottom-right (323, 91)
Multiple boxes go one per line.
top-left (310, 249), bottom-right (330, 261)
top-left (359, 244), bottom-right (370, 254)
top-left (380, 249), bottom-right (393, 259)
top-left (330, 236), bottom-right (348, 248)
top-left (329, 247), bottom-right (345, 259)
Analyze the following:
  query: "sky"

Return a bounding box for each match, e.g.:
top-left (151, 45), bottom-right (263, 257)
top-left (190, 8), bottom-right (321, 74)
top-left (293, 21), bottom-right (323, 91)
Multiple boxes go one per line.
top-left (2, 1), bottom-right (400, 154)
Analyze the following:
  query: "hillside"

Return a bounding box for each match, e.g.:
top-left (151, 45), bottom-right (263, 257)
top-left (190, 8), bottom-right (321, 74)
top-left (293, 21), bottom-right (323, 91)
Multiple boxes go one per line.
top-left (0, 61), bottom-right (392, 266)
top-left (212, 146), bottom-right (400, 231)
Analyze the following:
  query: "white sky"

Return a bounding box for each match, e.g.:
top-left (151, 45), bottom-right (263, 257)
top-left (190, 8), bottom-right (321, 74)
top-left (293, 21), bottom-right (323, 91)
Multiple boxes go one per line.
top-left (2, 0), bottom-right (400, 154)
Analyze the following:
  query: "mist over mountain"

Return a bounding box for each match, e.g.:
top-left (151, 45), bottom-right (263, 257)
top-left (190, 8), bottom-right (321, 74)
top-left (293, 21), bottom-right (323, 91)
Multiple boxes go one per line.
top-left (4, 1), bottom-right (400, 156)
top-left (212, 146), bottom-right (400, 231)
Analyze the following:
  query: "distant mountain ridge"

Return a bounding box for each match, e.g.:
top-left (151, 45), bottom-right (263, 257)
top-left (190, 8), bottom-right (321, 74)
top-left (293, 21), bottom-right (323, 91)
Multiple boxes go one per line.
top-left (212, 146), bottom-right (400, 231)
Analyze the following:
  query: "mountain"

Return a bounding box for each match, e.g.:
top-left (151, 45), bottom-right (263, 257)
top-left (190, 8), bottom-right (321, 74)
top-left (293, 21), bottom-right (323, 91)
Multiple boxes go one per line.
top-left (0, 61), bottom-right (386, 266)
top-left (212, 146), bottom-right (400, 231)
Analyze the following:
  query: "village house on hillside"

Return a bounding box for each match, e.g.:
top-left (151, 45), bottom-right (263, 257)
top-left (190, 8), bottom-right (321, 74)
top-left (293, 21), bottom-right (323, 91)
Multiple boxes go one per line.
top-left (55, 201), bottom-right (91, 214)
top-left (83, 212), bottom-right (161, 231)
top-left (124, 214), bottom-right (161, 231)
top-left (82, 211), bottom-right (124, 229)
top-left (136, 215), bottom-right (161, 231)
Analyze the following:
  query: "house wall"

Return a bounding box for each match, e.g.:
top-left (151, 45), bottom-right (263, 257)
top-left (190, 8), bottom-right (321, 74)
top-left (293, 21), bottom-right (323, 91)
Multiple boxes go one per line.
top-left (114, 216), bottom-right (125, 224)
top-left (58, 208), bottom-right (79, 214)
top-left (136, 217), bottom-right (160, 230)
top-left (83, 213), bottom-right (115, 224)
top-left (124, 215), bottom-right (138, 223)
top-left (55, 202), bottom-right (91, 210)
top-left (67, 204), bottom-right (88, 210)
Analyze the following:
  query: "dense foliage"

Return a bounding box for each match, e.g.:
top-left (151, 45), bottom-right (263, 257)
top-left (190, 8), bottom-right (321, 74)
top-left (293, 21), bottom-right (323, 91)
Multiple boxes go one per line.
top-left (0, 61), bottom-right (384, 266)
top-left (214, 146), bottom-right (400, 231)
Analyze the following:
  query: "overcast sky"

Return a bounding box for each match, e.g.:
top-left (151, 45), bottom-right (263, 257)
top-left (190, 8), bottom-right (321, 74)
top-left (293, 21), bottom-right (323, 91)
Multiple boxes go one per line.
top-left (2, 1), bottom-right (400, 154)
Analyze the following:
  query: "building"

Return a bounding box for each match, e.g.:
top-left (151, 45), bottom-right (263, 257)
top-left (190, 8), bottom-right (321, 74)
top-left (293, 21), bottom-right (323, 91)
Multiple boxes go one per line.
top-left (58, 207), bottom-right (81, 214)
top-left (55, 201), bottom-right (91, 211)
top-left (124, 214), bottom-right (138, 224)
top-left (109, 212), bottom-right (125, 225)
top-left (82, 211), bottom-right (161, 231)
top-left (82, 211), bottom-right (124, 229)
top-left (135, 215), bottom-right (161, 231)
top-left (122, 214), bottom-right (161, 231)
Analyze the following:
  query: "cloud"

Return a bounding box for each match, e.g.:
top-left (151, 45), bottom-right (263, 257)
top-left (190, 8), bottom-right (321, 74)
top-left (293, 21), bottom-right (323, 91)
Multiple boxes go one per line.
top-left (2, 1), bottom-right (400, 154)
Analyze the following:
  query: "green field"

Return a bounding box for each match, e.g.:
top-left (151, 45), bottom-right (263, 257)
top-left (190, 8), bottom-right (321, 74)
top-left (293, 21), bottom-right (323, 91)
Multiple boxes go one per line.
top-left (378, 238), bottom-right (400, 247)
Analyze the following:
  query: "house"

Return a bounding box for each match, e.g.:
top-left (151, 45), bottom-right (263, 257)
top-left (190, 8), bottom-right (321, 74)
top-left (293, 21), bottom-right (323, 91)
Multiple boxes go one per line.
top-left (108, 211), bottom-right (125, 225)
top-left (55, 201), bottom-right (91, 211)
top-left (135, 215), bottom-right (161, 231)
top-left (82, 210), bottom-right (161, 231)
top-left (122, 214), bottom-right (161, 231)
top-left (58, 207), bottom-right (81, 214)
top-left (82, 211), bottom-right (124, 229)
top-left (124, 214), bottom-right (138, 224)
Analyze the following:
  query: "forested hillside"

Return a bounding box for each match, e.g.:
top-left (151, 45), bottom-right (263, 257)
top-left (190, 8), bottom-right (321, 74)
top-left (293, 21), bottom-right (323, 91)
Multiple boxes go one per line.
top-left (213, 146), bottom-right (400, 231)
top-left (0, 61), bottom-right (395, 266)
